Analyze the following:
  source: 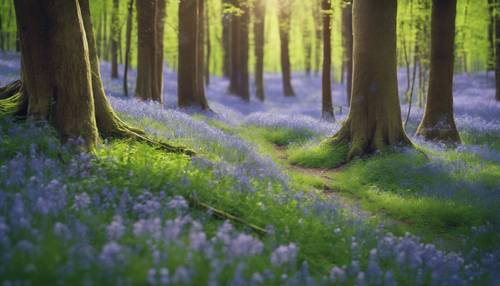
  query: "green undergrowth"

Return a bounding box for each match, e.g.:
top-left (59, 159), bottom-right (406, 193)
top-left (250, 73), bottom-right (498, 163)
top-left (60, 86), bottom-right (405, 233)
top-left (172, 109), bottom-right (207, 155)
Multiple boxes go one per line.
top-left (288, 141), bottom-right (349, 169)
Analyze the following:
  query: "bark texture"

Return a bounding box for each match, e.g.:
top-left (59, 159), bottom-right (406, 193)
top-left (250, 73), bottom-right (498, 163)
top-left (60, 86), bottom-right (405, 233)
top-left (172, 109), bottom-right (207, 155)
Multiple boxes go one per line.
top-left (135, 0), bottom-right (165, 102)
top-left (330, 0), bottom-right (410, 159)
top-left (110, 0), bottom-right (119, 79)
top-left (278, 0), bottom-right (295, 97)
top-left (254, 0), bottom-right (266, 101)
top-left (14, 0), bottom-right (98, 149)
top-left (178, 0), bottom-right (210, 109)
top-left (123, 0), bottom-right (134, 96)
top-left (321, 0), bottom-right (334, 120)
top-left (416, 0), bottom-right (460, 143)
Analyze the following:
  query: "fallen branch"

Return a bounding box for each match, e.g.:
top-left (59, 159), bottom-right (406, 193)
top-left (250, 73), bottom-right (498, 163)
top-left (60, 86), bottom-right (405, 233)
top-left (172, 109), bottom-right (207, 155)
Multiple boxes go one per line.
top-left (187, 196), bottom-right (269, 237)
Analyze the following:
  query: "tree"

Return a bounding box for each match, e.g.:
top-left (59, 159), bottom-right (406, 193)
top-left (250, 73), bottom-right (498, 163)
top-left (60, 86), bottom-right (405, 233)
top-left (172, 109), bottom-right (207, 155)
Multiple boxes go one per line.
top-left (329, 0), bottom-right (411, 160)
top-left (135, 0), bottom-right (166, 102)
top-left (416, 0), bottom-right (460, 143)
top-left (222, 0), bottom-right (232, 78)
top-left (254, 0), bottom-right (266, 101)
top-left (278, 0), bottom-right (295, 97)
top-left (495, 1), bottom-right (500, 101)
top-left (228, 0), bottom-right (250, 101)
top-left (178, 0), bottom-right (210, 109)
top-left (341, 0), bottom-right (353, 105)
top-left (123, 0), bottom-right (134, 96)
top-left (321, 0), bottom-right (334, 120)
top-left (2, 0), bottom-right (188, 154)
top-left (110, 0), bottom-right (120, 79)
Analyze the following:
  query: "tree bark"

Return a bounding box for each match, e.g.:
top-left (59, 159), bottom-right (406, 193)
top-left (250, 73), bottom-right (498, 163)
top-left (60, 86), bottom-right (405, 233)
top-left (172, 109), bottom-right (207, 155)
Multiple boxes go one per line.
top-left (321, 0), bottom-right (334, 120)
top-left (278, 0), bottom-right (295, 97)
top-left (416, 0), bottom-right (460, 143)
top-left (135, 0), bottom-right (165, 103)
top-left (312, 0), bottom-right (322, 76)
top-left (341, 0), bottom-right (353, 106)
top-left (111, 0), bottom-right (120, 79)
top-left (254, 0), bottom-right (266, 101)
top-left (123, 0), bottom-right (134, 96)
top-left (178, 0), bottom-right (210, 109)
top-left (330, 0), bottom-right (410, 160)
top-left (14, 0), bottom-right (98, 149)
top-left (205, 2), bottom-right (211, 86)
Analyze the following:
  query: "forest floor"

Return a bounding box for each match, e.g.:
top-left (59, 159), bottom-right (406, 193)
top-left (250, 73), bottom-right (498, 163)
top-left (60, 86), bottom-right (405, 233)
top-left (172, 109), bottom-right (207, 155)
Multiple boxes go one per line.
top-left (1, 53), bottom-right (499, 285)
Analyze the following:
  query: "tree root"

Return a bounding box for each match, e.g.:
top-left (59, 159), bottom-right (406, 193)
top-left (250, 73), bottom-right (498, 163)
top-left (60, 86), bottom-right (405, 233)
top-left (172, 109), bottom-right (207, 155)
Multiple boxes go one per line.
top-left (0, 80), bottom-right (27, 118)
top-left (187, 196), bottom-right (269, 237)
top-left (0, 80), bottom-right (194, 156)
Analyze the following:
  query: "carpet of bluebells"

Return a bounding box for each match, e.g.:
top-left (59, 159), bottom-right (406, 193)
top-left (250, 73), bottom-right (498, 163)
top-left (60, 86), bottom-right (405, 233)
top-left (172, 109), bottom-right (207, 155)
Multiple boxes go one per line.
top-left (1, 53), bottom-right (499, 285)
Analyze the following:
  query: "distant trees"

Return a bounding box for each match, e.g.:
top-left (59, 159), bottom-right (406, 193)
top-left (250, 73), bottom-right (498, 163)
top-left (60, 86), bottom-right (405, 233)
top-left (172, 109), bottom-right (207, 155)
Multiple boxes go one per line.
top-left (278, 0), bottom-right (295, 97)
top-left (178, 0), bottom-right (210, 109)
top-left (321, 0), bottom-right (334, 120)
top-left (416, 0), bottom-right (460, 143)
top-left (495, 0), bottom-right (500, 101)
top-left (330, 0), bottom-right (410, 159)
top-left (135, 0), bottom-right (166, 102)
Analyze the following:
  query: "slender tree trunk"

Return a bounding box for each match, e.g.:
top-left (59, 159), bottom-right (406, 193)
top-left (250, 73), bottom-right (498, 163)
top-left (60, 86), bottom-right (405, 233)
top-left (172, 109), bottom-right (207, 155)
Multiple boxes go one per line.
top-left (312, 0), bottom-right (322, 76)
top-left (321, 0), bottom-right (334, 120)
top-left (123, 0), bottom-right (134, 96)
top-left (495, 0), bottom-right (500, 101)
top-left (222, 0), bottom-right (231, 78)
top-left (330, 0), bottom-right (410, 160)
top-left (416, 0), bottom-right (460, 143)
top-left (14, 0), bottom-right (98, 149)
top-left (135, 0), bottom-right (165, 103)
top-left (178, 0), bottom-right (210, 109)
top-left (111, 0), bottom-right (120, 79)
top-left (205, 2), bottom-right (211, 86)
top-left (254, 0), bottom-right (266, 101)
top-left (341, 0), bottom-right (353, 105)
top-left (487, 0), bottom-right (495, 73)
top-left (228, 0), bottom-right (250, 101)
top-left (278, 0), bottom-right (295, 97)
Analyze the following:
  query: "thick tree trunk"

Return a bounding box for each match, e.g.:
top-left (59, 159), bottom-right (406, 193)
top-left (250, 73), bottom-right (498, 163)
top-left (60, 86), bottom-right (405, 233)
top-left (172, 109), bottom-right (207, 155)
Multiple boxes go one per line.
top-left (123, 0), bottom-right (134, 96)
top-left (254, 0), bottom-right (266, 101)
top-left (135, 0), bottom-right (165, 103)
top-left (330, 0), bottom-right (410, 160)
top-left (228, 0), bottom-right (250, 101)
top-left (416, 0), bottom-right (460, 143)
top-left (341, 0), bottom-right (353, 105)
top-left (111, 0), bottom-right (120, 79)
top-left (321, 0), bottom-right (334, 120)
top-left (278, 0), bottom-right (295, 97)
top-left (14, 0), bottom-right (98, 149)
top-left (178, 0), bottom-right (210, 109)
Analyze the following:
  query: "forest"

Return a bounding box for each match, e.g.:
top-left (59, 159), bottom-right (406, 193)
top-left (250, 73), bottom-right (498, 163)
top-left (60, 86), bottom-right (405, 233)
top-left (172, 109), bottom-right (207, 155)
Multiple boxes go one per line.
top-left (0, 0), bottom-right (499, 285)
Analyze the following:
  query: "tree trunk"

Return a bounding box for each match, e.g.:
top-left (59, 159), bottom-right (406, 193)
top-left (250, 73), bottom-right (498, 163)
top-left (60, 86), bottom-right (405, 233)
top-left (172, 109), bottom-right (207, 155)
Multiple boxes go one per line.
top-left (123, 0), bottom-right (134, 96)
top-left (330, 0), bottom-right (410, 160)
top-left (416, 0), bottom-right (460, 143)
top-left (341, 0), bottom-right (353, 106)
top-left (111, 0), bottom-right (120, 79)
top-left (321, 0), bottom-right (334, 120)
top-left (135, 0), bottom-right (165, 103)
top-left (14, 0), bottom-right (98, 149)
top-left (312, 0), bottom-right (322, 76)
top-left (178, 0), bottom-right (210, 109)
top-left (495, 0), bottom-right (500, 101)
top-left (254, 0), bottom-right (266, 101)
top-left (222, 0), bottom-right (231, 78)
top-left (205, 2), bottom-right (211, 86)
top-left (228, 0), bottom-right (250, 101)
top-left (278, 0), bottom-right (295, 97)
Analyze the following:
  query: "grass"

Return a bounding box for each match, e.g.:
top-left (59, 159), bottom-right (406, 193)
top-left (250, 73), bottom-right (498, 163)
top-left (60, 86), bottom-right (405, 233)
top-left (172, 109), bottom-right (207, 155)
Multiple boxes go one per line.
top-left (288, 141), bottom-right (349, 169)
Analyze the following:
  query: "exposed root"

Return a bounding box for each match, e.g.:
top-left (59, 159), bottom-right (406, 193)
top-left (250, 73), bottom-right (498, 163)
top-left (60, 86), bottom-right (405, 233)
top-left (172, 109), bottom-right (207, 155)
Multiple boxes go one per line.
top-left (0, 81), bottom-right (27, 118)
